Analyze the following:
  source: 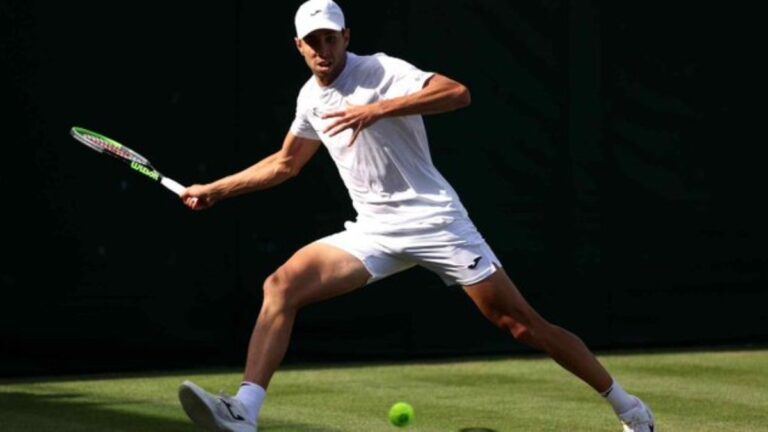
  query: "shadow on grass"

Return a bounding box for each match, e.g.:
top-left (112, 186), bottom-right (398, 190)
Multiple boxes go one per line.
top-left (0, 391), bottom-right (190, 432)
top-left (459, 428), bottom-right (498, 432)
top-left (0, 391), bottom-right (342, 432)
top-left (259, 418), bottom-right (343, 431)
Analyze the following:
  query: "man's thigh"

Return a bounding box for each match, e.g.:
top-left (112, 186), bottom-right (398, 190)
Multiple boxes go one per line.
top-left (270, 242), bottom-right (373, 308)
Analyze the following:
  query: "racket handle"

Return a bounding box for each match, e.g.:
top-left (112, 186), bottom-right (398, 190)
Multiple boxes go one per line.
top-left (161, 177), bottom-right (186, 196)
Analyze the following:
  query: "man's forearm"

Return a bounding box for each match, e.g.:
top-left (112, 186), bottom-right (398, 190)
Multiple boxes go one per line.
top-left (377, 75), bottom-right (471, 118)
top-left (206, 152), bottom-right (296, 200)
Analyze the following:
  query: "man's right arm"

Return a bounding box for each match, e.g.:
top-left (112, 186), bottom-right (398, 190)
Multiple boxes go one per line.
top-left (181, 133), bottom-right (322, 210)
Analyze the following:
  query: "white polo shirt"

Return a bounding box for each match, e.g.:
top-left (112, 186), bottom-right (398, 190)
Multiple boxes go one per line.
top-left (290, 52), bottom-right (469, 234)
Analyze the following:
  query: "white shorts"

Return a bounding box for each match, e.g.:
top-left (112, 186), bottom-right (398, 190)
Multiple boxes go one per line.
top-left (315, 218), bottom-right (502, 286)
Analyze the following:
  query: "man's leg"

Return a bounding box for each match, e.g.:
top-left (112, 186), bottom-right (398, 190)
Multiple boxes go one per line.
top-left (244, 242), bottom-right (371, 387)
top-left (463, 268), bottom-right (611, 391)
top-left (463, 269), bottom-right (656, 431)
top-left (179, 242), bottom-right (371, 432)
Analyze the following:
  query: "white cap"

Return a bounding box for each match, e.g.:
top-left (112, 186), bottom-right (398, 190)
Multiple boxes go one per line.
top-left (295, 0), bottom-right (345, 40)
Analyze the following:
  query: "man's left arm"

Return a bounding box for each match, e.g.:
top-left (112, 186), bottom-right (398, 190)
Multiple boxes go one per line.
top-left (377, 74), bottom-right (471, 116)
top-left (323, 74), bottom-right (470, 145)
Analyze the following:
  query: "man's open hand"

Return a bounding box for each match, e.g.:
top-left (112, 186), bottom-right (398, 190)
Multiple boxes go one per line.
top-left (322, 102), bottom-right (384, 146)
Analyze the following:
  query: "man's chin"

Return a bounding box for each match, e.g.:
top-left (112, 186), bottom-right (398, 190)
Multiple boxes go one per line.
top-left (314, 68), bottom-right (337, 81)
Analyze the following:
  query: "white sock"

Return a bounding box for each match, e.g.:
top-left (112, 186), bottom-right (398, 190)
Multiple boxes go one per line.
top-left (601, 379), bottom-right (637, 415)
top-left (235, 381), bottom-right (266, 424)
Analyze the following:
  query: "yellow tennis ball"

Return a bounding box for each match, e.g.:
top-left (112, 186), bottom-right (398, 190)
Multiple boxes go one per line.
top-left (388, 401), bottom-right (414, 427)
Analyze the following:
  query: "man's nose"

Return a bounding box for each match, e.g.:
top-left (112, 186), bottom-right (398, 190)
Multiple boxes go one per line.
top-left (315, 42), bottom-right (331, 58)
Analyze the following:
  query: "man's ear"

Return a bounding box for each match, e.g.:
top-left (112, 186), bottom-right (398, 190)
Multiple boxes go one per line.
top-left (294, 37), bottom-right (302, 51)
top-left (342, 28), bottom-right (351, 48)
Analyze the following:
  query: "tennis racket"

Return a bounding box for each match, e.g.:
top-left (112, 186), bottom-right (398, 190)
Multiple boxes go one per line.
top-left (70, 126), bottom-right (186, 196)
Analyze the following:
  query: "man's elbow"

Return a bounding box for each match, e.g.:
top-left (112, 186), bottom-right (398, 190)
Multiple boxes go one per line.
top-left (274, 161), bottom-right (301, 179)
top-left (454, 84), bottom-right (471, 108)
top-left (285, 164), bottom-right (302, 178)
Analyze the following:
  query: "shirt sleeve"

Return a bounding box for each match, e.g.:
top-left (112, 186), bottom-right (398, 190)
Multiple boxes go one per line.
top-left (288, 106), bottom-right (320, 140)
top-left (374, 53), bottom-right (435, 99)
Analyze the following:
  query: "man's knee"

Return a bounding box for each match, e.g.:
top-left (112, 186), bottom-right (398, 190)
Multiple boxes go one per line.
top-left (493, 313), bottom-right (551, 348)
top-left (262, 269), bottom-right (299, 309)
top-left (496, 314), bottom-right (529, 339)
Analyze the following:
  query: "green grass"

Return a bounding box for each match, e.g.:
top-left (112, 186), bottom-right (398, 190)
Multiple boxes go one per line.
top-left (1, 349), bottom-right (767, 431)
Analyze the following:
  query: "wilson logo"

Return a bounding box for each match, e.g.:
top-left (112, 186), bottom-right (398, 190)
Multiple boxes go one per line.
top-left (130, 161), bottom-right (159, 180)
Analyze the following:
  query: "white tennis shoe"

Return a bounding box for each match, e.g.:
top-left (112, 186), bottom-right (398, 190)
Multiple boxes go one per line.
top-left (178, 380), bottom-right (257, 432)
top-left (618, 396), bottom-right (656, 432)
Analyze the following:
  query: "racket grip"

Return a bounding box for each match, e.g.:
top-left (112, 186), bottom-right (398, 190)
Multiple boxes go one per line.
top-left (161, 177), bottom-right (186, 196)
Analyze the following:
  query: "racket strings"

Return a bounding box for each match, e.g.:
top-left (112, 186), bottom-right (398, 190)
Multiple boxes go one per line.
top-left (85, 135), bottom-right (145, 163)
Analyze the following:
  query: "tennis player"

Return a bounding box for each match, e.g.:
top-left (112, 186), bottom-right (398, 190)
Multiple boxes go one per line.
top-left (177, 1), bottom-right (656, 431)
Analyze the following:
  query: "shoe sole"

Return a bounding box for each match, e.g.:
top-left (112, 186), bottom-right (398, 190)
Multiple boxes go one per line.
top-left (179, 381), bottom-right (226, 432)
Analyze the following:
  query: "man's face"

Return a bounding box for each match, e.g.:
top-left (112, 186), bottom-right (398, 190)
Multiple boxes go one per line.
top-left (295, 29), bottom-right (350, 83)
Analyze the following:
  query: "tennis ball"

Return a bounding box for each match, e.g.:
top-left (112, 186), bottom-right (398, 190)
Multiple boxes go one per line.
top-left (388, 401), bottom-right (414, 427)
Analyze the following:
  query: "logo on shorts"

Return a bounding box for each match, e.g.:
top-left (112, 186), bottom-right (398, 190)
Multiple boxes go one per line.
top-left (468, 256), bottom-right (482, 269)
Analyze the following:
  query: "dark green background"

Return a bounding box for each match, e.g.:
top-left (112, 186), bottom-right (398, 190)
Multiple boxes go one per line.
top-left (2, 0), bottom-right (765, 376)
